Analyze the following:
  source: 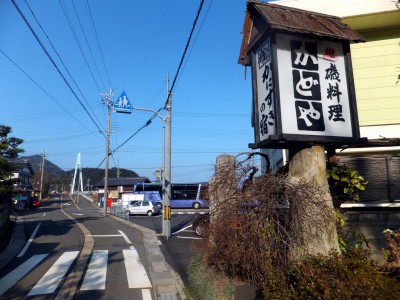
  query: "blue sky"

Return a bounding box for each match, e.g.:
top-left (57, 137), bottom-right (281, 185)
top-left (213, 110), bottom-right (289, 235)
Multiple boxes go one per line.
top-left (0, 0), bottom-right (261, 183)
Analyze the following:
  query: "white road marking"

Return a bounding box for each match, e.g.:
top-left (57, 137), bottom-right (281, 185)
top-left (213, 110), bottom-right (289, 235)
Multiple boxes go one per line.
top-left (18, 223), bottom-right (41, 257)
top-left (142, 288), bottom-right (152, 300)
top-left (91, 231), bottom-right (133, 249)
top-left (80, 250), bottom-right (108, 290)
top-left (91, 234), bottom-right (122, 237)
top-left (123, 249), bottom-right (152, 288)
top-left (27, 251), bottom-right (79, 296)
top-left (118, 230), bottom-right (132, 245)
top-left (176, 236), bottom-right (203, 240)
top-left (172, 224), bottom-right (192, 235)
top-left (0, 254), bottom-right (48, 296)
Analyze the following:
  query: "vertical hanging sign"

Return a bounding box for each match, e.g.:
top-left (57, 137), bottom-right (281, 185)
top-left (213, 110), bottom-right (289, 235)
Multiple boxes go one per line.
top-left (253, 38), bottom-right (276, 143)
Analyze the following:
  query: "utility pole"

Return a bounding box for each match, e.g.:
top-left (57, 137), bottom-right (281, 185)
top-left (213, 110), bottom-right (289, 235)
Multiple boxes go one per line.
top-left (39, 151), bottom-right (46, 201)
top-left (163, 74), bottom-right (172, 238)
top-left (101, 87), bottom-right (113, 217)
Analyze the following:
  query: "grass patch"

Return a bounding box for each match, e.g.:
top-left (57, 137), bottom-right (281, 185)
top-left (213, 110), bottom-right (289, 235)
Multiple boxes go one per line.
top-left (188, 255), bottom-right (236, 300)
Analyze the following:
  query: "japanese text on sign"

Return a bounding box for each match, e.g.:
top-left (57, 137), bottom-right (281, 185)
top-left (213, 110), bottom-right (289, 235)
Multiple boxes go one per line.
top-left (255, 38), bottom-right (276, 141)
top-left (276, 33), bottom-right (353, 138)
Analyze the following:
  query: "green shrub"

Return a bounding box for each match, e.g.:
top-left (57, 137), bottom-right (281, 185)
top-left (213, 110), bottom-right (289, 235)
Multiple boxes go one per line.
top-left (262, 249), bottom-right (400, 300)
top-left (326, 163), bottom-right (368, 206)
top-left (189, 250), bottom-right (400, 299)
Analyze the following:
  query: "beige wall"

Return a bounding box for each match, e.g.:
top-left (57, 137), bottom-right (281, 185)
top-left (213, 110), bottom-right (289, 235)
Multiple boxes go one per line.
top-left (351, 37), bottom-right (400, 126)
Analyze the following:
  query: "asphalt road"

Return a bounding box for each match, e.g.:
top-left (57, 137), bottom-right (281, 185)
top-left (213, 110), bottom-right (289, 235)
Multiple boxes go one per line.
top-left (109, 204), bottom-right (209, 286)
top-left (1, 195), bottom-right (192, 299)
top-left (0, 196), bottom-right (209, 300)
top-left (0, 197), bottom-right (83, 300)
top-left (65, 195), bottom-right (155, 300)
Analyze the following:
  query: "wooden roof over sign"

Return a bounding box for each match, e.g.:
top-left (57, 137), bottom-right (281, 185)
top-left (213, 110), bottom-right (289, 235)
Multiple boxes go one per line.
top-left (239, 1), bottom-right (365, 65)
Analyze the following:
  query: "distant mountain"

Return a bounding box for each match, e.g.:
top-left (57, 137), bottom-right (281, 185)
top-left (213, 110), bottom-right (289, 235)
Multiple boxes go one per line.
top-left (21, 155), bottom-right (65, 178)
top-left (21, 155), bottom-right (140, 191)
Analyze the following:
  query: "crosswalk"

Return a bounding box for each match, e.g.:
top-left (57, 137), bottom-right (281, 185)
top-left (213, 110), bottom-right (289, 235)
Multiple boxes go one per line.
top-left (0, 249), bottom-right (153, 299)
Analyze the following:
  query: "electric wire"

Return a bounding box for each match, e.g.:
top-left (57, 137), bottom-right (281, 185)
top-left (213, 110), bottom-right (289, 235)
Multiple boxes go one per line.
top-left (86, 0), bottom-right (111, 87)
top-left (0, 48), bottom-right (100, 137)
top-left (11, 0), bottom-right (106, 139)
top-left (58, 0), bottom-right (103, 94)
top-left (111, 0), bottom-right (206, 158)
top-left (71, 0), bottom-right (107, 91)
top-left (78, 0), bottom-right (207, 173)
top-left (175, 0), bottom-right (213, 89)
top-left (165, 0), bottom-right (205, 107)
top-left (24, 0), bottom-right (105, 132)
top-left (59, 0), bottom-right (109, 130)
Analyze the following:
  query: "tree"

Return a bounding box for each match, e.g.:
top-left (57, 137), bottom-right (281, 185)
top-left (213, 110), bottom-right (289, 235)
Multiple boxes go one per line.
top-left (0, 125), bottom-right (24, 199)
top-left (0, 125), bottom-right (24, 159)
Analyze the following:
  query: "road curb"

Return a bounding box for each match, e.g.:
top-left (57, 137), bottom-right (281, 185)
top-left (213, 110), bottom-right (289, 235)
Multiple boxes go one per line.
top-left (55, 198), bottom-right (95, 300)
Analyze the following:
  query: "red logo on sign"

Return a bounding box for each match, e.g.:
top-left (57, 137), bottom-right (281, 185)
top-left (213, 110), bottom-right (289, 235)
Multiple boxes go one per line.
top-left (323, 47), bottom-right (338, 61)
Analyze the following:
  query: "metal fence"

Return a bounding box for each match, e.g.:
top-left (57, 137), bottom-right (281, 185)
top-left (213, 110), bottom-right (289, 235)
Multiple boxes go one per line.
top-left (109, 204), bottom-right (130, 220)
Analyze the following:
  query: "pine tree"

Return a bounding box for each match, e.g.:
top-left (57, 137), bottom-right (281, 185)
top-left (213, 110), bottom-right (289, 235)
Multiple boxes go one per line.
top-left (0, 125), bottom-right (24, 200)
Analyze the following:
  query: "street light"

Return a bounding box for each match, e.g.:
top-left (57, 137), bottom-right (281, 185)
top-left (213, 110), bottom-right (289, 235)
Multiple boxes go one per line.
top-left (132, 104), bottom-right (172, 238)
top-left (103, 79), bottom-right (172, 237)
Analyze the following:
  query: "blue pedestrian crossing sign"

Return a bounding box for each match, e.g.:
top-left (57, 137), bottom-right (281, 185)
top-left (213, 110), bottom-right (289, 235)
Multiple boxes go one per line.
top-left (114, 91), bottom-right (132, 114)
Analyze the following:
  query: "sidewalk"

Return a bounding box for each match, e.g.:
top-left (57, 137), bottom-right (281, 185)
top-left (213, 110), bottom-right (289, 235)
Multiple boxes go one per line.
top-left (0, 216), bottom-right (26, 270)
top-left (108, 214), bottom-right (187, 300)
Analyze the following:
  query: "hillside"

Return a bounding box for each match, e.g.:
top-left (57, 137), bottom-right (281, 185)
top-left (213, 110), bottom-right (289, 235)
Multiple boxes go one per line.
top-left (22, 155), bottom-right (65, 178)
top-left (21, 155), bottom-right (140, 191)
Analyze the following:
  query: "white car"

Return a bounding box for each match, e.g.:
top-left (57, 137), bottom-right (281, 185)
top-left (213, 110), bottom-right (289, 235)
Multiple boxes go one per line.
top-left (125, 201), bottom-right (160, 216)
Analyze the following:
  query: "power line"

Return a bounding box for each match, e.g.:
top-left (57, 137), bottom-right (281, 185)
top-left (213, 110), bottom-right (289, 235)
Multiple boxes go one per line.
top-left (71, 0), bottom-right (107, 91)
top-left (175, 0), bottom-right (214, 89)
top-left (166, 0), bottom-right (205, 106)
top-left (92, 1), bottom-right (206, 170)
top-left (111, 0), bottom-right (206, 156)
top-left (86, 0), bottom-right (111, 87)
top-left (12, 0), bottom-right (106, 139)
top-left (0, 48), bottom-right (101, 137)
top-left (24, 0), bottom-right (105, 130)
top-left (58, 0), bottom-right (103, 93)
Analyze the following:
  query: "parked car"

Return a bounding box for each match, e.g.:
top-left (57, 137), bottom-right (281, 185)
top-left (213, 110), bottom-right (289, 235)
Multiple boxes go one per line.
top-left (32, 198), bottom-right (40, 208)
top-left (13, 196), bottom-right (40, 210)
top-left (125, 201), bottom-right (160, 216)
top-left (192, 213), bottom-right (210, 237)
top-left (125, 200), bottom-right (138, 207)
